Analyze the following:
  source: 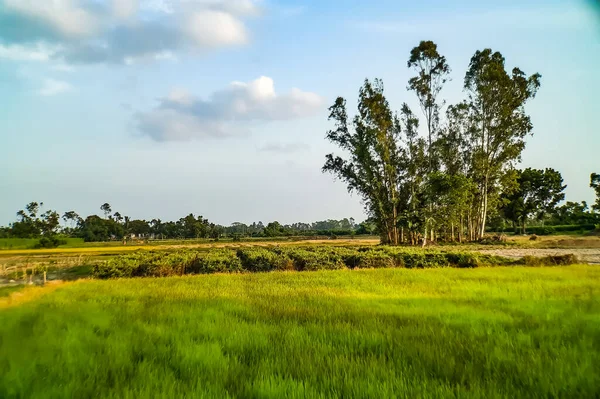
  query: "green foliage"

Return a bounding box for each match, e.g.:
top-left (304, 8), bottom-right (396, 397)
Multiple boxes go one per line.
top-left (407, 40), bottom-right (451, 170)
top-left (33, 236), bottom-right (67, 249)
top-left (501, 168), bottom-right (566, 233)
top-left (237, 248), bottom-right (293, 272)
top-left (497, 224), bottom-right (596, 235)
top-left (92, 245), bottom-right (577, 279)
top-left (591, 173), bottom-right (600, 212)
top-left (323, 79), bottom-right (404, 245)
top-left (522, 254), bottom-right (579, 267)
top-left (193, 250), bottom-right (243, 274)
top-left (79, 215), bottom-right (124, 242)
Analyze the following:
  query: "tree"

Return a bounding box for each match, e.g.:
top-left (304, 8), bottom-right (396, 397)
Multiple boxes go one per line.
top-left (397, 103), bottom-right (427, 244)
top-left (264, 221), bottom-right (284, 237)
top-left (12, 202), bottom-right (41, 238)
top-left (407, 40), bottom-right (451, 171)
top-left (79, 215), bottom-right (124, 242)
top-left (100, 203), bottom-right (112, 219)
top-left (113, 212), bottom-right (123, 224)
top-left (40, 210), bottom-right (60, 236)
top-left (128, 220), bottom-right (150, 237)
top-left (62, 211), bottom-right (80, 229)
top-left (323, 79), bottom-right (404, 245)
top-left (501, 168), bottom-right (566, 233)
top-left (552, 201), bottom-right (596, 225)
top-left (464, 49), bottom-right (541, 239)
top-left (591, 173), bottom-right (600, 212)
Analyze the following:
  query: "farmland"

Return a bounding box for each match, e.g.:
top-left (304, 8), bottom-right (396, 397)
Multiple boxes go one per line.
top-left (1, 265), bottom-right (599, 398)
top-left (0, 235), bottom-right (599, 398)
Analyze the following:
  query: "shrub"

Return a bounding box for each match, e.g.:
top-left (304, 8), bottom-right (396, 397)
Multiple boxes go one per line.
top-left (237, 248), bottom-right (292, 272)
top-left (193, 250), bottom-right (243, 274)
top-left (34, 236), bottom-right (67, 249)
top-left (93, 253), bottom-right (142, 278)
top-left (350, 251), bottom-right (396, 269)
top-left (282, 248), bottom-right (345, 271)
top-left (521, 254), bottom-right (578, 267)
top-left (478, 234), bottom-right (508, 245)
top-left (445, 253), bottom-right (480, 268)
top-left (92, 245), bottom-right (578, 279)
top-left (535, 226), bottom-right (555, 236)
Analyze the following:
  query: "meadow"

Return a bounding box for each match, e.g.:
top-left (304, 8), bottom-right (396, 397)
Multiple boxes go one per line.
top-left (1, 266), bottom-right (599, 398)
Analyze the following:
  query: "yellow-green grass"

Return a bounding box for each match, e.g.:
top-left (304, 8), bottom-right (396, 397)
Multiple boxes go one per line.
top-left (1, 265), bottom-right (599, 398)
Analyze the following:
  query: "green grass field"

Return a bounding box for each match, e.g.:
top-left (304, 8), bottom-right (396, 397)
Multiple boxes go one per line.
top-left (1, 266), bottom-right (599, 398)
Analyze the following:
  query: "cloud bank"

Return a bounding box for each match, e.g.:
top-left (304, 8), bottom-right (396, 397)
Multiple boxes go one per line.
top-left (136, 76), bottom-right (324, 141)
top-left (0, 0), bottom-right (259, 64)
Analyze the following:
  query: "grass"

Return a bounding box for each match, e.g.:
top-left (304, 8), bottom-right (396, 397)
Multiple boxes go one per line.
top-left (0, 285), bottom-right (24, 297)
top-left (1, 265), bottom-right (599, 398)
top-left (0, 237), bottom-right (86, 250)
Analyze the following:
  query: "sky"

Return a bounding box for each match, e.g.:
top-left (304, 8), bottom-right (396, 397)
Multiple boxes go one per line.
top-left (0, 0), bottom-right (599, 226)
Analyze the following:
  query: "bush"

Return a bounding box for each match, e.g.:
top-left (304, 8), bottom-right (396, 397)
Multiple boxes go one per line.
top-left (445, 253), bottom-right (480, 268)
top-left (33, 236), bottom-right (67, 249)
top-left (282, 248), bottom-right (345, 271)
top-left (478, 234), bottom-right (508, 245)
top-left (237, 248), bottom-right (292, 272)
top-left (521, 254), bottom-right (578, 267)
top-left (92, 245), bottom-right (580, 279)
top-left (533, 226), bottom-right (555, 236)
top-left (192, 250), bottom-right (243, 274)
top-left (350, 251), bottom-right (396, 269)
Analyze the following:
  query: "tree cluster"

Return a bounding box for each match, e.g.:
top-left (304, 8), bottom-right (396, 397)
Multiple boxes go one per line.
top-left (324, 40), bottom-right (596, 244)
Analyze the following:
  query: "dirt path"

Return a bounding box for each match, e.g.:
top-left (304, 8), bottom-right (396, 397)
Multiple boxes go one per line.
top-left (477, 248), bottom-right (600, 264)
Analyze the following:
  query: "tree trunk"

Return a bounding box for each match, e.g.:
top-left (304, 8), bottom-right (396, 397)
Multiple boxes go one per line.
top-left (478, 176), bottom-right (489, 240)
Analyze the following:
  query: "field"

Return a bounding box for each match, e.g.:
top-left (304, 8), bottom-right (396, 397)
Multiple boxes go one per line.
top-left (1, 236), bottom-right (599, 398)
top-left (1, 266), bottom-right (599, 398)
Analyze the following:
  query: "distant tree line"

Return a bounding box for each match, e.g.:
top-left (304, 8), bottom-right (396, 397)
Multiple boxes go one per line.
top-left (0, 201), bottom-right (376, 244)
top-left (324, 39), bottom-right (599, 245)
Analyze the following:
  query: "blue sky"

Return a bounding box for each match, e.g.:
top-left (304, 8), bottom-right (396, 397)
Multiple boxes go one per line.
top-left (1, 0), bottom-right (599, 225)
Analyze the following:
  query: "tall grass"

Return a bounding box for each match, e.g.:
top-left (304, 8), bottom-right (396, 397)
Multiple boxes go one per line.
top-left (1, 266), bottom-right (599, 398)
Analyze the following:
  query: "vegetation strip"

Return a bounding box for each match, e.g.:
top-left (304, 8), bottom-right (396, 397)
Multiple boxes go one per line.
top-left (93, 245), bottom-right (579, 279)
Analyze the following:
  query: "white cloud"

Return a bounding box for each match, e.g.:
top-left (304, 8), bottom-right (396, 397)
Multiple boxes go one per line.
top-left (167, 87), bottom-right (194, 105)
top-left (137, 108), bottom-right (238, 141)
top-left (38, 78), bottom-right (73, 96)
top-left (0, 0), bottom-right (259, 64)
top-left (185, 10), bottom-right (247, 47)
top-left (0, 43), bottom-right (57, 61)
top-left (137, 76), bottom-right (324, 141)
top-left (3, 0), bottom-right (100, 37)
